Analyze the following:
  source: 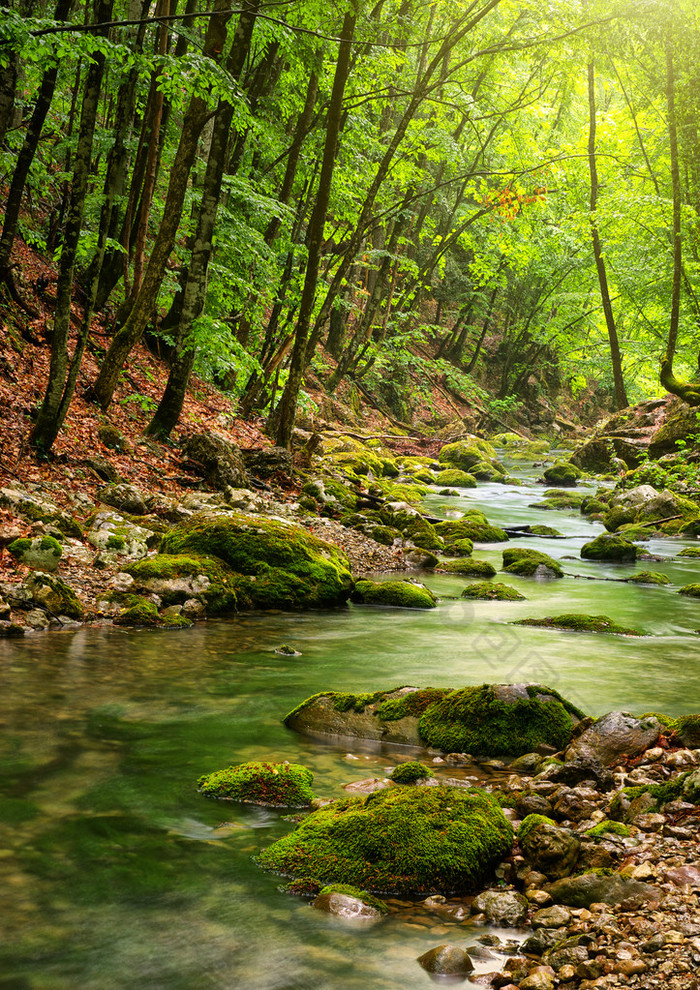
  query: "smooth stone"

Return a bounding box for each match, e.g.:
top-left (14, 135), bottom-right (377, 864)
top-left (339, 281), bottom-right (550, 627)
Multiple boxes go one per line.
top-left (417, 944), bottom-right (474, 978)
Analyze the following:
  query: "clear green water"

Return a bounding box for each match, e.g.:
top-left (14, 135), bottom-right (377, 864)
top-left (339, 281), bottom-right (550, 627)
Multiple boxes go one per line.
top-left (2, 461), bottom-right (700, 989)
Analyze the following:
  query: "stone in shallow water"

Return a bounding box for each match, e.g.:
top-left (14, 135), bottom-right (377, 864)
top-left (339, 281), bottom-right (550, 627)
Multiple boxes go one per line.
top-left (417, 944), bottom-right (474, 978)
top-left (311, 891), bottom-right (384, 922)
top-left (471, 890), bottom-right (529, 926)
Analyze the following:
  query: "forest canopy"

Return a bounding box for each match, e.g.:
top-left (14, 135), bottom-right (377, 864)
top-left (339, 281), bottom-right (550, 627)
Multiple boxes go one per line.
top-left (1, 0), bottom-right (699, 450)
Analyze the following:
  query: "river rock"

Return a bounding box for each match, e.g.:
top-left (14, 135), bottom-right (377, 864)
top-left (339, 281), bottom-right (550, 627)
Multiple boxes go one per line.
top-left (565, 711), bottom-right (661, 765)
top-left (97, 482), bottom-right (147, 515)
top-left (531, 904), bottom-right (572, 928)
top-left (545, 755), bottom-right (614, 790)
top-left (417, 944), bottom-right (474, 977)
top-left (181, 433), bottom-right (249, 490)
top-left (87, 510), bottom-right (158, 557)
top-left (23, 571), bottom-right (84, 620)
top-left (7, 535), bottom-right (62, 572)
top-left (546, 871), bottom-right (658, 908)
top-left (519, 818), bottom-right (581, 879)
top-left (580, 533), bottom-right (639, 561)
top-left (472, 890), bottom-right (529, 926)
top-left (311, 890), bottom-right (384, 922)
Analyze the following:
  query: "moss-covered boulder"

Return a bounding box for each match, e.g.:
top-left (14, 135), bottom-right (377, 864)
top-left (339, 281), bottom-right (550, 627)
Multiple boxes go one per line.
top-left (434, 468), bottom-right (477, 488)
top-left (7, 535), bottom-right (63, 572)
top-left (350, 579), bottom-right (437, 609)
top-left (417, 683), bottom-right (583, 756)
top-left (677, 546), bottom-right (700, 558)
top-left (627, 571), bottom-right (671, 586)
top-left (24, 571), bottom-right (84, 620)
top-left (502, 547), bottom-right (563, 578)
top-left (442, 537), bottom-right (474, 557)
top-left (435, 518), bottom-right (508, 544)
top-left (531, 491), bottom-right (585, 511)
top-left (514, 613), bottom-right (643, 635)
top-left (680, 584), bottom-right (700, 597)
top-left (124, 553), bottom-right (239, 613)
top-left (438, 438), bottom-right (497, 471)
top-left (460, 582), bottom-right (525, 601)
top-left (437, 559), bottom-right (497, 578)
top-left (580, 534), bottom-right (639, 562)
top-left (529, 525), bottom-right (564, 537)
top-left (390, 761), bottom-right (434, 784)
top-left (159, 511), bottom-right (352, 609)
top-left (676, 714), bottom-right (700, 748)
top-left (113, 597), bottom-right (161, 627)
top-left (311, 884), bottom-right (388, 920)
top-left (257, 785), bottom-right (513, 895)
top-left (198, 761), bottom-right (315, 807)
top-left (542, 462), bottom-right (582, 487)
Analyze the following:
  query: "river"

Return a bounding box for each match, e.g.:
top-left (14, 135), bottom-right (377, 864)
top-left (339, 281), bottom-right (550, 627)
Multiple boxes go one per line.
top-left (1, 457), bottom-right (699, 988)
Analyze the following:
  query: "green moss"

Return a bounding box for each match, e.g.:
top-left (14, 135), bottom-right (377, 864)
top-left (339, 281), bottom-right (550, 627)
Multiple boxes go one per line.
top-left (460, 581), bottom-right (525, 601)
top-left (610, 775), bottom-right (688, 818)
top-left (113, 598), bottom-right (160, 627)
top-left (678, 546), bottom-right (700, 558)
top-left (25, 572), bottom-right (84, 619)
top-left (8, 534), bottom-right (63, 562)
top-left (442, 537), bottom-right (474, 557)
top-left (317, 884), bottom-right (389, 913)
top-left (529, 525), bottom-right (564, 537)
top-left (435, 468), bottom-right (477, 487)
top-left (627, 571), bottom-right (671, 586)
top-left (417, 683), bottom-right (583, 756)
top-left (542, 462), bottom-right (583, 486)
top-left (530, 492), bottom-right (585, 510)
top-left (470, 459), bottom-right (503, 480)
top-left (679, 584), bottom-right (700, 597)
top-left (257, 785), bottom-right (514, 895)
top-left (197, 761), bottom-right (315, 807)
top-left (502, 547), bottom-right (563, 578)
top-left (435, 519), bottom-right (508, 544)
top-left (438, 559), bottom-right (497, 578)
top-left (581, 498), bottom-right (609, 517)
top-left (161, 612), bottom-right (192, 629)
top-left (350, 579), bottom-right (437, 609)
top-left (514, 613), bottom-right (643, 635)
top-left (390, 761), bottom-right (434, 784)
top-left (106, 534), bottom-right (126, 550)
top-left (438, 439), bottom-right (497, 471)
top-left (676, 714), bottom-right (700, 747)
top-left (585, 821), bottom-right (631, 840)
top-left (333, 690), bottom-right (385, 713)
top-left (7, 537), bottom-right (31, 557)
top-left (283, 691), bottom-right (334, 724)
top-left (376, 688), bottom-right (450, 721)
top-left (518, 814), bottom-right (556, 843)
top-left (125, 553), bottom-right (239, 614)
top-left (580, 534), bottom-right (639, 562)
top-left (159, 512), bottom-right (352, 609)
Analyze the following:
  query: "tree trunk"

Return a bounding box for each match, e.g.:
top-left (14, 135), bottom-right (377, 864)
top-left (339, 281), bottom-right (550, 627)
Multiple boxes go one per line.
top-left (271, 3), bottom-right (357, 448)
top-left (587, 57), bottom-right (628, 410)
top-left (31, 0), bottom-right (114, 454)
top-left (88, 0), bottom-right (233, 411)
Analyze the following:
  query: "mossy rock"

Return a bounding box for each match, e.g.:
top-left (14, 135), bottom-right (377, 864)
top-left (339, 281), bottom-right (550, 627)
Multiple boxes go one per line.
top-left (585, 821), bottom-right (630, 840)
top-left (679, 584), bottom-right (700, 597)
top-left (315, 884), bottom-right (388, 914)
top-left (460, 581), bottom-right (525, 601)
top-left (442, 537), bottom-right (475, 557)
top-left (197, 761), bottom-right (315, 808)
top-left (542, 462), bottom-right (582, 487)
top-left (580, 534), bottom-right (640, 562)
top-left (438, 438), bottom-right (497, 471)
top-left (434, 468), bottom-right (477, 488)
top-left (375, 687), bottom-right (451, 722)
top-left (411, 469), bottom-right (437, 484)
top-left (438, 559), bottom-right (497, 578)
top-left (502, 547), bottom-right (563, 578)
top-left (676, 715), bottom-right (700, 748)
top-left (435, 519), bottom-right (508, 544)
top-left (7, 535), bottom-right (63, 572)
top-left (113, 598), bottom-right (160, 627)
top-left (302, 479), bottom-right (359, 514)
top-left (518, 813), bottom-right (557, 843)
top-left (350, 579), bottom-right (437, 609)
top-left (124, 553), bottom-right (239, 614)
top-left (417, 683), bottom-right (584, 756)
top-left (514, 613), bottom-right (643, 635)
top-left (627, 571), bottom-right (671, 586)
top-left (470, 459), bottom-right (505, 481)
top-left (257, 785), bottom-right (514, 896)
top-left (24, 571), bottom-right (84, 620)
top-left (390, 761), bottom-right (434, 784)
top-left (581, 498), bottom-right (609, 517)
top-left (529, 525), bottom-right (564, 537)
top-left (677, 546), bottom-right (700, 558)
top-left (159, 511), bottom-right (353, 609)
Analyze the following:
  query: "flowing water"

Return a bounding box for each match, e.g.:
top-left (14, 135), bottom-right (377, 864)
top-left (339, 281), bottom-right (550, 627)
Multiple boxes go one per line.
top-left (2, 457), bottom-right (700, 989)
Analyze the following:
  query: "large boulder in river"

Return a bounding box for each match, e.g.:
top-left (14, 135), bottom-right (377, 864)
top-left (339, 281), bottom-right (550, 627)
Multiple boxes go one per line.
top-left (438, 437), bottom-right (498, 471)
top-left (160, 511), bottom-right (352, 609)
top-left (285, 683), bottom-right (584, 756)
top-left (580, 533), bottom-right (639, 561)
top-left (124, 553), bottom-right (239, 613)
top-left (257, 785), bottom-right (514, 895)
top-left (564, 711), bottom-right (661, 766)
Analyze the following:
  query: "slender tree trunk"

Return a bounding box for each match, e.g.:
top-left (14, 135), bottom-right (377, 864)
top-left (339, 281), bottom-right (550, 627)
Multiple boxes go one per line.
top-left (31, 0), bottom-right (114, 455)
top-left (587, 57), bottom-right (628, 410)
top-left (145, 0), bottom-right (260, 438)
top-left (88, 0), bottom-right (233, 411)
top-left (271, 3), bottom-right (357, 448)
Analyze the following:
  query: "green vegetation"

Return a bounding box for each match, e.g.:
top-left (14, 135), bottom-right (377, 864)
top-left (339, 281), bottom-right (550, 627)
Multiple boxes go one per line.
top-left (679, 584), bottom-right (700, 597)
top-left (438, 559), bottom-right (497, 578)
top-left (678, 547), bottom-right (700, 558)
top-left (434, 469), bottom-right (477, 488)
top-left (417, 684), bottom-right (583, 756)
top-left (580, 534), bottom-right (640, 562)
top-left (518, 814), bottom-right (557, 844)
top-left (435, 519), bottom-right (508, 544)
top-left (389, 761), bottom-right (434, 784)
top-left (514, 613), bottom-right (643, 635)
top-left (502, 547), bottom-right (563, 577)
top-left (257, 785), bottom-right (514, 895)
top-left (585, 821), bottom-right (631, 839)
top-left (542, 462), bottom-right (583, 486)
top-left (350, 579), bottom-right (437, 609)
top-left (113, 598), bottom-right (160, 627)
top-left (627, 571), bottom-right (671, 586)
top-left (460, 581), bottom-right (525, 601)
top-left (125, 553), bottom-right (239, 613)
top-left (197, 761), bottom-right (315, 808)
top-left (376, 688), bottom-right (450, 722)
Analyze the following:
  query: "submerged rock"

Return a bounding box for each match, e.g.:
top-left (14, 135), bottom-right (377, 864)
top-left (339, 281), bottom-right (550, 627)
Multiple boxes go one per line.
top-left (198, 761), bottom-right (315, 807)
top-left (514, 614), bottom-right (643, 635)
top-left (460, 581), bottom-right (525, 601)
top-left (311, 885), bottom-right (387, 922)
top-left (350, 578), bottom-right (437, 609)
top-left (438, 558), bottom-right (497, 578)
top-left (257, 785), bottom-right (513, 895)
top-left (417, 944), bottom-right (474, 978)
